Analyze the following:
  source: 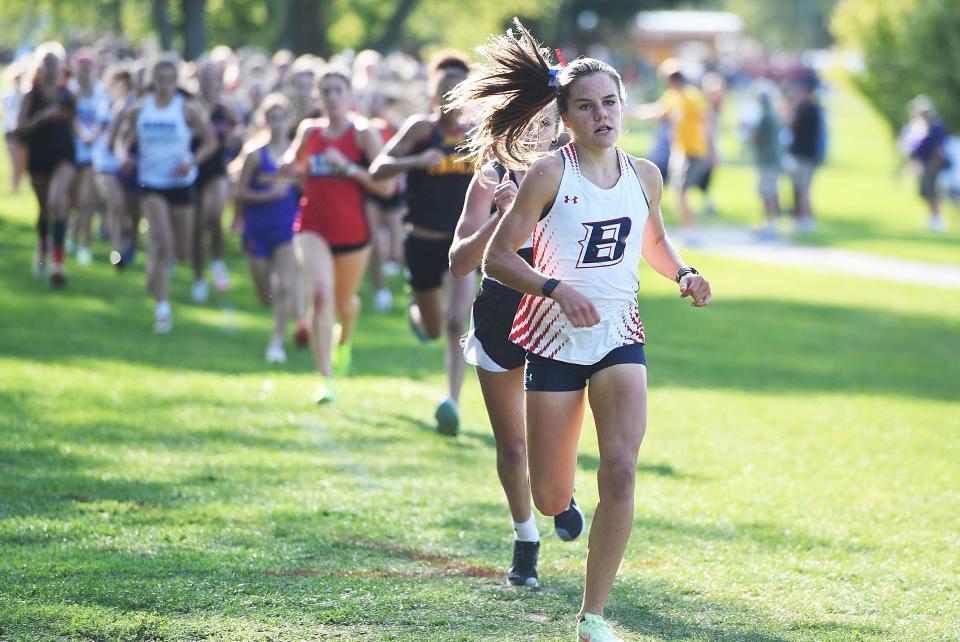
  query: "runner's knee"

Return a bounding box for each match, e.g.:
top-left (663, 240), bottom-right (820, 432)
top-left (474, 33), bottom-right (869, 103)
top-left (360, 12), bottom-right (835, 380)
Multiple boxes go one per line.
top-left (597, 457), bottom-right (637, 503)
top-left (446, 314), bottom-right (466, 339)
top-left (495, 437), bottom-right (527, 471)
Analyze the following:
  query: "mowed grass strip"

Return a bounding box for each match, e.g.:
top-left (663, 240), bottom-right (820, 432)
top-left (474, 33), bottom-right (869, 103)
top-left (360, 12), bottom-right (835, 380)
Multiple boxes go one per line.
top-left (1, 95), bottom-right (958, 640)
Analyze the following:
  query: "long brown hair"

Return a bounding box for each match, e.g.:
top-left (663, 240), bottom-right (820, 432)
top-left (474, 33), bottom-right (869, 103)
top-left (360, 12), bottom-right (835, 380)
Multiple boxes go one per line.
top-left (447, 18), bottom-right (625, 171)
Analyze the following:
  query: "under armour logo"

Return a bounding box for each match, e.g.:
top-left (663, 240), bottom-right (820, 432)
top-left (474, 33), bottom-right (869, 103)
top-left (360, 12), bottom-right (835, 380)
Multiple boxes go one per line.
top-left (563, 195), bottom-right (578, 204)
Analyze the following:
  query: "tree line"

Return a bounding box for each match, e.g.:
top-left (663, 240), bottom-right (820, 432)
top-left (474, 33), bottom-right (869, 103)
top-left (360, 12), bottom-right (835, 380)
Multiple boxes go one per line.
top-left (833, 0), bottom-right (960, 133)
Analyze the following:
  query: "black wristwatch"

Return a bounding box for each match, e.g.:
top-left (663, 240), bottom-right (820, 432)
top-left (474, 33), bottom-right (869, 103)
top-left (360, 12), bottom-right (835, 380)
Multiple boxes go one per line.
top-left (541, 278), bottom-right (561, 298)
top-left (675, 266), bottom-right (699, 283)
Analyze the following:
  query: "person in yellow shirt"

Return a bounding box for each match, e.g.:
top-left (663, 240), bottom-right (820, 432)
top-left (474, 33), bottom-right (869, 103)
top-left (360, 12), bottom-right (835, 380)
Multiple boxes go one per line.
top-left (636, 63), bottom-right (713, 243)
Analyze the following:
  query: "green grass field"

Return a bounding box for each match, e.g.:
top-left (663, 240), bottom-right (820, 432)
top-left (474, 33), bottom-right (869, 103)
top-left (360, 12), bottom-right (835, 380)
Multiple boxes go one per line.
top-left (1, 81), bottom-right (959, 641)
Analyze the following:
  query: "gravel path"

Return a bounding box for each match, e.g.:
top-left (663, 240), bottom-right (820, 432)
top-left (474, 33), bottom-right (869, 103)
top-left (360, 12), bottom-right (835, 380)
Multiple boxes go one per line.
top-left (680, 224), bottom-right (960, 290)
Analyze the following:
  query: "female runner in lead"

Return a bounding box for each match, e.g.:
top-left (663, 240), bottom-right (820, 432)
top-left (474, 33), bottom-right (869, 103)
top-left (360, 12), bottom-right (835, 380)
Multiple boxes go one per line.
top-left (451, 20), bottom-right (712, 641)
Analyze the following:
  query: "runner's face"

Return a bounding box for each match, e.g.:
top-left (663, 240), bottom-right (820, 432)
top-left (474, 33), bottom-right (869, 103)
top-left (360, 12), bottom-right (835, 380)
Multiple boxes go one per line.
top-left (433, 71), bottom-right (466, 113)
top-left (319, 76), bottom-right (350, 119)
top-left (562, 73), bottom-right (622, 149)
top-left (199, 65), bottom-right (221, 98)
top-left (537, 110), bottom-right (561, 151)
top-left (265, 105), bottom-right (289, 136)
top-left (42, 54), bottom-right (61, 82)
top-left (291, 72), bottom-right (314, 101)
top-left (154, 66), bottom-right (177, 99)
top-left (77, 60), bottom-right (95, 87)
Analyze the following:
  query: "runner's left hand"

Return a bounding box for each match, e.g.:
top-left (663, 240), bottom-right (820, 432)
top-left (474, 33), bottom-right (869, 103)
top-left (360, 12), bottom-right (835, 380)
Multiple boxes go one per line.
top-left (680, 274), bottom-right (712, 307)
top-left (173, 161), bottom-right (194, 177)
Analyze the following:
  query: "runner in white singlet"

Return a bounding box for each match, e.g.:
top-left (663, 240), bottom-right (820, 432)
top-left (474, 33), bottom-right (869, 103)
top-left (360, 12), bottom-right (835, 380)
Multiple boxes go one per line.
top-left (123, 59), bottom-right (217, 333)
top-left (448, 20), bottom-right (712, 642)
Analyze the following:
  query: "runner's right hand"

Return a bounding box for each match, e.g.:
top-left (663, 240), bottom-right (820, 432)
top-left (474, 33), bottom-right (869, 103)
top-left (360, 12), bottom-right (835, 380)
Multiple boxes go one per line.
top-left (493, 172), bottom-right (517, 214)
top-left (418, 148), bottom-right (445, 169)
top-left (551, 282), bottom-right (601, 328)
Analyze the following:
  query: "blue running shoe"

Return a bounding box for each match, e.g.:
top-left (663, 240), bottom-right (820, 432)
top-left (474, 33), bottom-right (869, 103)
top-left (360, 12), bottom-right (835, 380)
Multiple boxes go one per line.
top-left (408, 303), bottom-right (431, 343)
top-left (435, 397), bottom-right (460, 436)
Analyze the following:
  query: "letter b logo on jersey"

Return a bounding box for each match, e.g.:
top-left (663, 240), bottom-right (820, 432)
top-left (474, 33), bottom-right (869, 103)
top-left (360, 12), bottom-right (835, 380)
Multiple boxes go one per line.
top-left (577, 217), bottom-right (632, 268)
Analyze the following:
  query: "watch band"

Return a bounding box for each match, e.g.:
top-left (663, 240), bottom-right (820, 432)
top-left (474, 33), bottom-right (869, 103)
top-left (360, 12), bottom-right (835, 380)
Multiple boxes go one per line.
top-left (676, 266), bottom-right (699, 283)
top-left (541, 278), bottom-right (561, 298)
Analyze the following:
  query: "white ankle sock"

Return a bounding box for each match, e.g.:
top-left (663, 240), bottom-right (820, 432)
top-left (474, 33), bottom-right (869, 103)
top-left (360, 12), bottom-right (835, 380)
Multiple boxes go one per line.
top-left (513, 514), bottom-right (539, 542)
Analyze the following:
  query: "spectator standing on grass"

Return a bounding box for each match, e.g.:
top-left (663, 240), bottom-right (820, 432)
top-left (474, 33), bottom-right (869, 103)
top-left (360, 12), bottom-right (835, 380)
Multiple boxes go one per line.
top-left (2, 63), bottom-right (28, 194)
top-left (700, 70), bottom-right (725, 218)
top-left (753, 90), bottom-right (782, 239)
top-left (907, 95), bottom-right (950, 233)
top-left (787, 75), bottom-right (823, 234)
top-left (636, 60), bottom-right (712, 245)
top-left (942, 134), bottom-right (960, 222)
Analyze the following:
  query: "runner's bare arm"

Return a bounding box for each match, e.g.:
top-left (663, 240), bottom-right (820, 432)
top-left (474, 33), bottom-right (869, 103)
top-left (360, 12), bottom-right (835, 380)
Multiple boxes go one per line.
top-left (633, 156), bottom-right (711, 306)
top-left (235, 148), bottom-right (284, 203)
top-left (485, 153), bottom-right (601, 327)
top-left (280, 117), bottom-right (320, 169)
top-left (185, 100), bottom-right (217, 166)
top-left (449, 164), bottom-right (502, 278)
top-left (117, 102), bottom-right (143, 161)
top-left (368, 115), bottom-right (441, 179)
top-left (349, 124), bottom-right (397, 198)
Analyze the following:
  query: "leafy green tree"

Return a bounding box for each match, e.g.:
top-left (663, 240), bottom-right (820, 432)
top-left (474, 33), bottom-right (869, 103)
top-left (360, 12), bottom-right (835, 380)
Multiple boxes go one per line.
top-left (724, 0), bottom-right (838, 50)
top-left (833, 0), bottom-right (960, 132)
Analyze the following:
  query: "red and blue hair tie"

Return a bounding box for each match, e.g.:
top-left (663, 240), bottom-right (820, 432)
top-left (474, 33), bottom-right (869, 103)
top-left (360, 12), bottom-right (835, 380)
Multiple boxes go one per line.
top-left (548, 48), bottom-right (567, 87)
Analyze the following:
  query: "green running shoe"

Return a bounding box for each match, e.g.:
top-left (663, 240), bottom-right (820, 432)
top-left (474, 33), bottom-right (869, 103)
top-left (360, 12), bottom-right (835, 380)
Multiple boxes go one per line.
top-left (576, 614), bottom-right (622, 642)
top-left (333, 342), bottom-right (352, 376)
top-left (316, 377), bottom-right (338, 404)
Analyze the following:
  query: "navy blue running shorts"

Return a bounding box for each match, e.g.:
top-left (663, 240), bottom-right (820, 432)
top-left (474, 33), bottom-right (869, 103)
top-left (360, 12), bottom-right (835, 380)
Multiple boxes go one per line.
top-left (524, 343), bottom-right (646, 392)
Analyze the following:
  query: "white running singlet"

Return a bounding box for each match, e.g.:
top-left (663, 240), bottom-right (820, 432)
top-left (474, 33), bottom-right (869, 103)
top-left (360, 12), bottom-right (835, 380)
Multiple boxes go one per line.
top-left (136, 93), bottom-right (197, 189)
top-left (510, 143), bottom-right (649, 365)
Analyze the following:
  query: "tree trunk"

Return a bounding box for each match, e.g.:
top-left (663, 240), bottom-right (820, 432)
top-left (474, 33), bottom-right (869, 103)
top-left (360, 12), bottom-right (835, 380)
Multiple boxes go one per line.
top-left (152, 0), bottom-right (174, 51)
top-left (282, 0), bottom-right (331, 57)
top-left (182, 0), bottom-right (206, 61)
top-left (112, 0), bottom-right (123, 35)
top-left (369, 0), bottom-right (420, 52)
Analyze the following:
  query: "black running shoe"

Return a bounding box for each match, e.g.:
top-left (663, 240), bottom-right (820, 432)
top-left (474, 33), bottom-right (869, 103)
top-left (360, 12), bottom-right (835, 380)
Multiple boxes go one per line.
top-left (554, 496), bottom-right (585, 541)
top-left (50, 271), bottom-right (67, 289)
top-left (507, 539), bottom-right (540, 587)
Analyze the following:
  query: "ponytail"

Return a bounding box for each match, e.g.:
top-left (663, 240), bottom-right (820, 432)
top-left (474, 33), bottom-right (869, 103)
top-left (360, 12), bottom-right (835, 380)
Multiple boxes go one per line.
top-left (446, 18), bottom-right (556, 171)
top-left (450, 18), bottom-right (627, 172)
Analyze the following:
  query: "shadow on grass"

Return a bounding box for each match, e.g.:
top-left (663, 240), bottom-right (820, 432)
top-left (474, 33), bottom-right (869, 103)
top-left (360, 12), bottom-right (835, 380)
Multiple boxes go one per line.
top-left (576, 453), bottom-right (690, 480)
top-left (0, 445), bottom-right (183, 526)
top-left (0, 427), bottom-right (882, 641)
top-left (2, 212), bottom-right (958, 401)
top-left (3, 508), bottom-right (864, 641)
